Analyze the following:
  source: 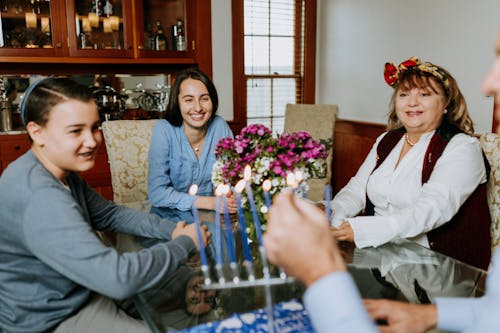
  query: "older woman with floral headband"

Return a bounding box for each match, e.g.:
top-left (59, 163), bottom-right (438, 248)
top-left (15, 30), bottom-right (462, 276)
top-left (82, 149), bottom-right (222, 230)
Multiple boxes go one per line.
top-left (329, 57), bottom-right (491, 269)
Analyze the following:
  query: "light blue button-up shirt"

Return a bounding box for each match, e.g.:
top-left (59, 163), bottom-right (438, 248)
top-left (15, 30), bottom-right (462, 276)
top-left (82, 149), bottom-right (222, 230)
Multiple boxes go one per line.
top-left (147, 116), bottom-right (233, 211)
top-left (436, 251), bottom-right (500, 332)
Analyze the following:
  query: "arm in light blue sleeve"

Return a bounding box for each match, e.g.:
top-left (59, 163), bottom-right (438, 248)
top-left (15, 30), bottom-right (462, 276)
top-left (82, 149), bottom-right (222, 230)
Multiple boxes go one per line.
top-left (435, 297), bottom-right (482, 332)
top-left (147, 121), bottom-right (195, 211)
top-left (304, 271), bottom-right (378, 333)
top-left (437, 251), bottom-right (500, 332)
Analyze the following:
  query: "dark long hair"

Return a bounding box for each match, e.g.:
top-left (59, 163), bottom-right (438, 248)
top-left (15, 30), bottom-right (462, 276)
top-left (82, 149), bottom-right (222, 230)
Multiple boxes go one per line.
top-left (165, 67), bottom-right (219, 126)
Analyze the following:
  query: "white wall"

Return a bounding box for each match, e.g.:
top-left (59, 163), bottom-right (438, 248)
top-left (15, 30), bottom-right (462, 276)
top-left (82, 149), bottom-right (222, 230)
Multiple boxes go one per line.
top-left (211, 0), bottom-right (500, 133)
top-left (316, 0), bottom-right (500, 133)
top-left (211, 0), bottom-right (234, 121)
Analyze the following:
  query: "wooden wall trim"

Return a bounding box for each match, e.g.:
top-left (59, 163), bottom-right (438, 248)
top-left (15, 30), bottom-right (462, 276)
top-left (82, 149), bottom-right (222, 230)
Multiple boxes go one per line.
top-left (332, 119), bottom-right (386, 194)
top-left (493, 96), bottom-right (499, 133)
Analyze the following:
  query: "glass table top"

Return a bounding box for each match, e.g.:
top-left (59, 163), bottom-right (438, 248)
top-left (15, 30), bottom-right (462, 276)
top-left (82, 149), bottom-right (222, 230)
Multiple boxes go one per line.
top-left (130, 212), bottom-right (487, 333)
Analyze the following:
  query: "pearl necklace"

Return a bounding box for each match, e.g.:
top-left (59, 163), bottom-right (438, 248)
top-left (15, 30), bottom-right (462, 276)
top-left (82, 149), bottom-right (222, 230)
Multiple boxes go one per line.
top-left (404, 133), bottom-right (417, 147)
top-left (194, 146), bottom-right (200, 152)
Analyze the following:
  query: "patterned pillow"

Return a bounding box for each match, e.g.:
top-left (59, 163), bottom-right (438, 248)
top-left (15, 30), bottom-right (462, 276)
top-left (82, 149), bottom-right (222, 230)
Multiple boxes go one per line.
top-left (480, 133), bottom-right (500, 252)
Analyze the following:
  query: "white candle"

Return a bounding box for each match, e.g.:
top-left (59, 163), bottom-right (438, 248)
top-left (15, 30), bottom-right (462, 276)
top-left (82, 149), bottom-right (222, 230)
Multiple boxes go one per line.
top-left (286, 172), bottom-right (297, 193)
top-left (82, 18), bottom-right (91, 33)
top-left (109, 15), bottom-right (120, 31)
top-left (88, 12), bottom-right (99, 28)
top-left (41, 17), bottom-right (50, 33)
top-left (294, 170), bottom-right (305, 198)
top-left (103, 18), bottom-right (112, 33)
top-left (25, 13), bottom-right (37, 29)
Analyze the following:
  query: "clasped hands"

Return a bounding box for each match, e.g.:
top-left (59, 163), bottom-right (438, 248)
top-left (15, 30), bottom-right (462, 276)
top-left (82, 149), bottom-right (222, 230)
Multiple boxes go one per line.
top-left (330, 220), bottom-right (355, 242)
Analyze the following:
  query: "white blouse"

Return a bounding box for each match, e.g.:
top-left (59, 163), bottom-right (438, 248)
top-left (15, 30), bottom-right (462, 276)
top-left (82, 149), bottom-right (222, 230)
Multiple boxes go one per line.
top-left (331, 130), bottom-right (487, 249)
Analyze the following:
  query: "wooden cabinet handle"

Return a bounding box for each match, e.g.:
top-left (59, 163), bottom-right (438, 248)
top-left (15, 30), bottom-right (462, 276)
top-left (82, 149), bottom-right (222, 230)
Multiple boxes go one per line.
top-left (14, 145), bottom-right (20, 151)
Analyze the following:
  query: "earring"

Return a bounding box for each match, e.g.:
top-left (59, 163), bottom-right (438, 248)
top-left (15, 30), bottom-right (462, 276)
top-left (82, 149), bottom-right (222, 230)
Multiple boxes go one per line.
top-left (444, 109), bottom-right (448, 114)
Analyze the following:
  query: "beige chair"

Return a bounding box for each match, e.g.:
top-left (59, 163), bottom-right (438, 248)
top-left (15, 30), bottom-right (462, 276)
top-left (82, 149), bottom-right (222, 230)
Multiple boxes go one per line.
top-left (101, 119), bottom-right (159, 251)
top-left (480, 133), bottom-right (500, 253)
top-left (284, 103), bottom-right (338, 202)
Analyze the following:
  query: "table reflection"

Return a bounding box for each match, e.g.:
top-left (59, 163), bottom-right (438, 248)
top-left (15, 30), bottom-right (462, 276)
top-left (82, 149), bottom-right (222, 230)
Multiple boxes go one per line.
top-left (342, 239), bottom-right (486, 303)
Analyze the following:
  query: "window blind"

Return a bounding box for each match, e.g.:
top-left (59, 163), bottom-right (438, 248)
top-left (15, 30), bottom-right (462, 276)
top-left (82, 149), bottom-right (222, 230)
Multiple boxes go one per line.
top-left (244, 0), bottom-right (304, 133)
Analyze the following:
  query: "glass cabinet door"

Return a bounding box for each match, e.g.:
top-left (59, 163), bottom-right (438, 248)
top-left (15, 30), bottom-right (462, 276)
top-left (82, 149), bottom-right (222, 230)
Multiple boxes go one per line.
top-left (0, 0), bottom-right (63, 56)
top-left (137, 0), bottom-right (189, 57)
top-left (66, 0), bottom-right (133, 57)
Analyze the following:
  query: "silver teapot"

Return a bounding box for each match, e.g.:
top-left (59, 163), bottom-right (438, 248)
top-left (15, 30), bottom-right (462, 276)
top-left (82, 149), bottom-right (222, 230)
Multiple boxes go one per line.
top-left (91, 85), bottom-right (127, 121)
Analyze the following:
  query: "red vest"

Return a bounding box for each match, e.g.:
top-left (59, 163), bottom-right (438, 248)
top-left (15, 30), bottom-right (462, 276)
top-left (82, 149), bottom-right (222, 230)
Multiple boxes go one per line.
top-left (365, 129), bottom-right (491, 270)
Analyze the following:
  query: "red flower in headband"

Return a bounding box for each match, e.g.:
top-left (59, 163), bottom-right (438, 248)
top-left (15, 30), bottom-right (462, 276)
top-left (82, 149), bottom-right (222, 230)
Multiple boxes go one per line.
top-left (384, 62), bottom-right (398, 87)
top-left (383, 57), bottom-right (449, 91)
top-left (400, 58), bottom-right (418, 70)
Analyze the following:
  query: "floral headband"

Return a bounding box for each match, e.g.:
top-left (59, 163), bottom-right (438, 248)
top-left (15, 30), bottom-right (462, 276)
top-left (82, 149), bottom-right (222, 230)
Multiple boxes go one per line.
top-left (384, 57), bottom-right (450, 91)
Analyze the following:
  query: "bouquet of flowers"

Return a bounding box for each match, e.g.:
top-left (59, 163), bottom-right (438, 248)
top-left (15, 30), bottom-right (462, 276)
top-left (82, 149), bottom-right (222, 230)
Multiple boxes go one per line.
top-left (212, 124), bottom-right (328, 235)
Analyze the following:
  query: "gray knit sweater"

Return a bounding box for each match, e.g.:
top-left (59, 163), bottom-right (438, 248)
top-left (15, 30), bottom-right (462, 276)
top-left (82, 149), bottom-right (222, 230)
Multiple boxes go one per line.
top-left (0, 150), bottom-right (196, 333)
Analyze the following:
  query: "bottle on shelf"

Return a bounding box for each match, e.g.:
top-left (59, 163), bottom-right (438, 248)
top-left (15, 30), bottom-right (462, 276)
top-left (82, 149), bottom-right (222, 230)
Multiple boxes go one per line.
top-left (79, 31), bottom-right (87, 49)
top-left (103, 0), bottom-right (113, 18)
top-left (172, 18), bottom-right (186, 51)
top-left (79, 17), bottom-right (93, 49)
top-left (153, 20), bottom-right (167, 51)
top-left (144, 23), bottom-right (155, 50)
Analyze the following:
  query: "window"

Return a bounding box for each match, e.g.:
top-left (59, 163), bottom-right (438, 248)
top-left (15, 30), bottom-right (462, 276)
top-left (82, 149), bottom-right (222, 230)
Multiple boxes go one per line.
top-left (232, 0), bottom-right (316, 133)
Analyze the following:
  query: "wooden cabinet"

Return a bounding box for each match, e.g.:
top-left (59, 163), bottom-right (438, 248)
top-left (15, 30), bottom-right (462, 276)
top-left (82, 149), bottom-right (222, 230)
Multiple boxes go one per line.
top-left (0, 133), bottom-right (113, 201)
top-left (65, 0), bottom-right (135, 58)
top-left (0, 0), bottom-right (212, 76)
top-left (0, 135), bottom-right (31, 170)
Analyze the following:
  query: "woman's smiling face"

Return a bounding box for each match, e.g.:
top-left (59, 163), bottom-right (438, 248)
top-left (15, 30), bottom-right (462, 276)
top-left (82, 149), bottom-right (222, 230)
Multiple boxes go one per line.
top-left (178, 78), bottom-right (213, 130)
top-left (395, 77), bottom-right (447, 135)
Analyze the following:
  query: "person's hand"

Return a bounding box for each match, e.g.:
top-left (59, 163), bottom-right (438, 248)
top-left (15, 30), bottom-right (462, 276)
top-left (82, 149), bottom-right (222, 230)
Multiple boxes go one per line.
top-left (364, 299), bottom-right (437, 333)
top-left (337, 238), bottom-right (355, 263)
top-left (224, 193), bottom-right (237, 214)
top-left (172, 221), bottom-right (211, 250)
top-left (330, 221), bottom-right (355, 242)
top-left (194, 195), bottom-right (237, 214)
top-left (263, 191), bottom-right (346, 287)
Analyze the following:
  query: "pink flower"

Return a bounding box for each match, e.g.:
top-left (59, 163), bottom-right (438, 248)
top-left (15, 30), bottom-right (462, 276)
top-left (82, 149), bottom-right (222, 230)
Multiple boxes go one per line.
top-left (213, 123), bottom-right (327, 187)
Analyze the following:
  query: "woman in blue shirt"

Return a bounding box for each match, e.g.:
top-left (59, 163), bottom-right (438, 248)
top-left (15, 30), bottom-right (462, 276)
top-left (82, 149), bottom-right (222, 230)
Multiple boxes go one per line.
top-left (148, 68), bottom-right (236, 222)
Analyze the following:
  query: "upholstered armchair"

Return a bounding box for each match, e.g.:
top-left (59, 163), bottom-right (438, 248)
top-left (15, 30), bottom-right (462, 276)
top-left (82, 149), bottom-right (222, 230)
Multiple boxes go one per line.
top-left (480, 133), bottom-right (500, 253)
top-left (284, 103), bottom-right (338, 202)
top-left (101, 119), bottom-right (159, 251)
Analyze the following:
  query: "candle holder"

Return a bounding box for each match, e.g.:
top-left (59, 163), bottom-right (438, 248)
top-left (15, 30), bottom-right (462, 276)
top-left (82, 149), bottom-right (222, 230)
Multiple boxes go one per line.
top-left (199, 221), bottom-right (295, 333)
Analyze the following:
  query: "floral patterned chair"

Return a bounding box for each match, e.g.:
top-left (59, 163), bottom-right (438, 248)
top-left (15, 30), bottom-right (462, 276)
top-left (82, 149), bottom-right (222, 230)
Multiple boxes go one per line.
top-left (101, 119), bottom-right (159, 251)
top-left (284, 103), bottom-right (338, 202)
top-left (480, 133), bottom-right (500, 253)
